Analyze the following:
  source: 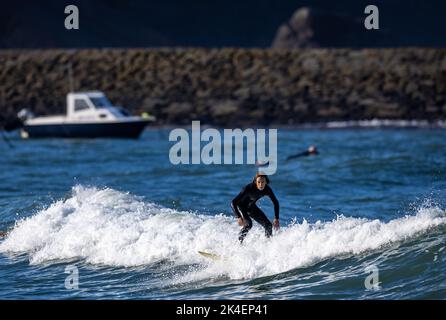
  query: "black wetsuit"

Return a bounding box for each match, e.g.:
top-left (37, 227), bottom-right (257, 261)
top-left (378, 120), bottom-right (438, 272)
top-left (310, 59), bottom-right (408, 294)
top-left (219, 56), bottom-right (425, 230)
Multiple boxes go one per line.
top-left (286, 150), bottom-right (318, 161)
top-left (231, 183), bottom-right (279, 242)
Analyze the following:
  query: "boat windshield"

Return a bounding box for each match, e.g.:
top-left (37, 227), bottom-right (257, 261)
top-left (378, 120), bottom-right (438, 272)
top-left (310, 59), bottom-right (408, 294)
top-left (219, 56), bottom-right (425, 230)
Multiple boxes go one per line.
top-left (90, 96), bottom-right (113, 108)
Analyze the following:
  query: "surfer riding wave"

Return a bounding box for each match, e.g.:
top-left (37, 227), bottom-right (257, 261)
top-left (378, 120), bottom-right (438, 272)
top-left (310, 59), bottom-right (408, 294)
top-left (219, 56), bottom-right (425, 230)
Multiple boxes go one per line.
top-left (231, 173), bottom-right (280, 243)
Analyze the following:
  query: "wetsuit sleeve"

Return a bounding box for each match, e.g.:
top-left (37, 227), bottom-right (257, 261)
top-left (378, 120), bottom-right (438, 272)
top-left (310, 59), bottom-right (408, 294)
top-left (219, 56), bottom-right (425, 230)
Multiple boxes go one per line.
top-left (267, 187), bottom-right (280, 219)
top-left (231, 186), bottom-right (247, 219)
top-left (286, 151), bottom-right (309, 161)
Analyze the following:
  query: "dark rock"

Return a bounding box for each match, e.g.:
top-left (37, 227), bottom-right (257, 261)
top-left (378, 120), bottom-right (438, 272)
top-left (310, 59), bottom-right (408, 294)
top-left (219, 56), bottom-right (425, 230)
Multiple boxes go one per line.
top-left (271, 7), bottom-right (385, 49)
top-left (0, 48), bottom-right (446, 128)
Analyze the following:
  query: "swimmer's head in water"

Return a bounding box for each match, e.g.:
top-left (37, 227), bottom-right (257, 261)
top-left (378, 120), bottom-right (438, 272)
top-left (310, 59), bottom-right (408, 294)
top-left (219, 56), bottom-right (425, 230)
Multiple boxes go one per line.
top-left (308, 145), bottom-right (318, 154)
top-left (253, 173), bottom-right (269, 190)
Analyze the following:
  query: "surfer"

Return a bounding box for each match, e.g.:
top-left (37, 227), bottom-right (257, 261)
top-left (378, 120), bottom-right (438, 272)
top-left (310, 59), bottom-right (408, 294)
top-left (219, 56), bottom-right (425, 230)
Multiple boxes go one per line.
top-left (231, 173), bottom-right (280, 243)
top-left (286, 145), bottom-right (318, 161)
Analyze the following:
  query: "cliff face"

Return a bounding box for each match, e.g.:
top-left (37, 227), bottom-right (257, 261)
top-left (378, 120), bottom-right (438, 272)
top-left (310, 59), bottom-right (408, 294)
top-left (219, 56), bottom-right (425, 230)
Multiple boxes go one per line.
top-left (1, 48), bottom-right (446, 126)
top-left (2, 1), bottom-right (446, 48)
top-left (271, 7), bottom-right (385, 49)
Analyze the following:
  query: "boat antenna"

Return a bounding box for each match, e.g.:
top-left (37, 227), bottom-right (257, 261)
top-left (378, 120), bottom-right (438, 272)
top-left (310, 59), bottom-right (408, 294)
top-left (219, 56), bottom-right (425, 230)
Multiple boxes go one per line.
top-left (67, 62), bottom-right (74, 93)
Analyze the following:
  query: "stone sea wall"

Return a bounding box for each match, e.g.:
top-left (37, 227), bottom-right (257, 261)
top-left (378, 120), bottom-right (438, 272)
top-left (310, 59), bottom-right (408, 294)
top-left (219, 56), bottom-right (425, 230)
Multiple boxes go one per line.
top-left (1, 48), bottom-right (446, 126)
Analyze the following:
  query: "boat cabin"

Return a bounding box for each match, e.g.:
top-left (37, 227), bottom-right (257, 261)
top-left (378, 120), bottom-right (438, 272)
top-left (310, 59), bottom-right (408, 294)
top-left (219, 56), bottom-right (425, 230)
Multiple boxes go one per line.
top-left (67, 91), bottom-right (131, 121)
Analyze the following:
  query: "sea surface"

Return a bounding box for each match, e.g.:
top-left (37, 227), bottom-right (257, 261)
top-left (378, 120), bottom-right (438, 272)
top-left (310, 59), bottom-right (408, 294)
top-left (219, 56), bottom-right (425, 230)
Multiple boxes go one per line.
top-left (0, 127), bottom-right (445, 299)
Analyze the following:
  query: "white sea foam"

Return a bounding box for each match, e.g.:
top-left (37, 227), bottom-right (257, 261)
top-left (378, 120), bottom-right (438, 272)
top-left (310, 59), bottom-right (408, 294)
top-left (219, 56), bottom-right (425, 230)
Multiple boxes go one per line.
top-left (325, 119), bottom-right (446, 128)
top-left (1, 186), bottom-right (445, 281)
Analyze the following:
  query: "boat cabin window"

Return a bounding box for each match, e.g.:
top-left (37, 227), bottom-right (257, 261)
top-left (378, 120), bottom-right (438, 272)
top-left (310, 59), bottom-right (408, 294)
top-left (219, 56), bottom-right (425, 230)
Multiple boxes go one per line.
top-left (74, 99), bottom-right (90, 112)
top-left (118, 107), bottom-right (131, 116)
top-left (90, 96), bottom-right (112, 109)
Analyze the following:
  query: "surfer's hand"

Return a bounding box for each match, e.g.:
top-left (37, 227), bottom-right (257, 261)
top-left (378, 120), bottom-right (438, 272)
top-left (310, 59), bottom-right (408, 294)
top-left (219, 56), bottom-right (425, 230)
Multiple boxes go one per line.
top-left (273, 218), bottom-right (280, 230)
top-left (237, 218), bottom-right (245, 227)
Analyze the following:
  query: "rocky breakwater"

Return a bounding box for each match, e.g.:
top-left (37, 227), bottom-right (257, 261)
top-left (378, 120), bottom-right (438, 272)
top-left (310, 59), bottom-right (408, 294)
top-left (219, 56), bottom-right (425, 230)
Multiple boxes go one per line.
top-left (1, 48), bottom-right (446, 128)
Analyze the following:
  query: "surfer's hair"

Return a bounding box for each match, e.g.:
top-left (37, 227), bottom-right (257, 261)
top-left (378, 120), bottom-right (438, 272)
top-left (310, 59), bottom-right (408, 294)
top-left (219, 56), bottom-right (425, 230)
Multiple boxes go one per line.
top-left (253, 173), bottom-right (270, 184)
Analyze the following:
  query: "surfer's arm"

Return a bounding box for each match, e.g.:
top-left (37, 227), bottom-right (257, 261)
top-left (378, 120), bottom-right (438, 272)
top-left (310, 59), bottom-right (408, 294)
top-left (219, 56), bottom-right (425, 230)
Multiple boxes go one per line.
top-left (231, 187), bottom-right (247, 219)
top-left (267, 187), bottom-right (280, 220)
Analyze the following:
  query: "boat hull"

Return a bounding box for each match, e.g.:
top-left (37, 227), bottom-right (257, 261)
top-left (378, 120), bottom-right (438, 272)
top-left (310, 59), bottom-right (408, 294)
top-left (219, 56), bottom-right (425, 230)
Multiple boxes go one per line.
top-left (22, 120), bottom-right (150, 139)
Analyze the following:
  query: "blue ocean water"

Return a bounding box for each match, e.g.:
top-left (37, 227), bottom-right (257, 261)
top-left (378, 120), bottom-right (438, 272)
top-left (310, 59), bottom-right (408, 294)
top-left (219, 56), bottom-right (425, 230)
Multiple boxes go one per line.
top-left (0, 128), bottom-right (445, 299)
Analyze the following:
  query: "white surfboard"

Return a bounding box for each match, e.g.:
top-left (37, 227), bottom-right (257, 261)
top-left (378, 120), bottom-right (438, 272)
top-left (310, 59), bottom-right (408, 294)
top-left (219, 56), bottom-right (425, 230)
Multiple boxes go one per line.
top-left (198, 251), bottom-right (222, 261)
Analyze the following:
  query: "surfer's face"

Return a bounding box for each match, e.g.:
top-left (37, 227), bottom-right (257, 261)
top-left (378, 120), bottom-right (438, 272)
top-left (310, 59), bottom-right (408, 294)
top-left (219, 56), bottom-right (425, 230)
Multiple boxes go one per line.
top-left (256, 177), bottom-right (266, 190)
